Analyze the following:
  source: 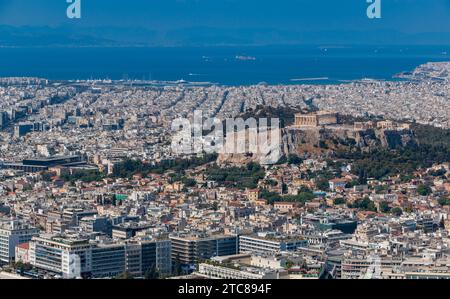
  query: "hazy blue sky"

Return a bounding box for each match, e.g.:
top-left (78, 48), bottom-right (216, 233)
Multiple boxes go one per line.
top-left (0, 0), bottom-right (449, 46)
top-left (0, 0), bottom-right (449, 32)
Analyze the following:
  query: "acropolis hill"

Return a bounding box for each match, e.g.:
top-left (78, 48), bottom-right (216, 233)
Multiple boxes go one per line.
top-left (217, 109), bottom-right (417, 165)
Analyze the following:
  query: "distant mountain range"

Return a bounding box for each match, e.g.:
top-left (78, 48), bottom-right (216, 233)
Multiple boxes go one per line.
top-left (1, 25), bottom-right (450, 47)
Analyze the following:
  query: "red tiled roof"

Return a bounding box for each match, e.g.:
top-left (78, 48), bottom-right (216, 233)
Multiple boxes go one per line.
top-left (17, 243), bottom-right (29, 250)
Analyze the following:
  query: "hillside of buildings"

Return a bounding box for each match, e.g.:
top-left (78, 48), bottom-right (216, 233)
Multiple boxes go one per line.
top-left (1, 78), bottom-right (450, 280)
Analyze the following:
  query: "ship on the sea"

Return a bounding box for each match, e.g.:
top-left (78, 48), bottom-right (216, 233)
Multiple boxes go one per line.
top-left (235, 55), bottom-right (256, 61)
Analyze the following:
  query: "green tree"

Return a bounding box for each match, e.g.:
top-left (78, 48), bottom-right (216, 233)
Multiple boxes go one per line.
top-left (173, 254), bottom-right (183, 276)
top-left (391, 207), bottom-right (403, 217)
top-left (287, 154), bottom-right (302, 165)
top-left (182, 177), bottom-right (197, 187)
top-left (417, 184), bottom-right (432, 196)
top-left (144, 265), bottom-right (160, 280)
top-left (115, 271), bottom-right (134, 280)
top-left (282, 183), bottom-right (288, 194)
top-left (333, 198), bottom-right (346, 205)
top-left (13, 261), bottom-right (32, 275)
top-left (349, 197), bottom-right (377, 212)
top-left (319, 140), bottom-right (328, 149)
top-left (438, 197), bottom-right (450, 206)
top-left (315, 178), bottom-right (330, 191)
top-left (379, 201), bottom-right (391, 213)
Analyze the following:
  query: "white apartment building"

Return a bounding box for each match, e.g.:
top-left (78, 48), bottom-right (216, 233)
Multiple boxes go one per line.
top-left (239, 233), bottom-right (307, 255)
top-left (198, 263), bottom-right (282, 279)
top-left (0, 219), bottom-right (39, 264)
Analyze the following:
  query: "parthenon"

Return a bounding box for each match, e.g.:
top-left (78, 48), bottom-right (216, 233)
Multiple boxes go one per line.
top-left (294, 111), bottom-right (338, 128)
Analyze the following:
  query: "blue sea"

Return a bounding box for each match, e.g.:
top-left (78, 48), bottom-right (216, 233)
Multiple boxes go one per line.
top-left (0, 45), bottom-right (449, 85)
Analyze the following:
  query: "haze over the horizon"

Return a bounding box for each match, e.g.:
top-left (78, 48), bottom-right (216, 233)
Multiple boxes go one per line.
top-left (0, 0), bottom-right (450, 46)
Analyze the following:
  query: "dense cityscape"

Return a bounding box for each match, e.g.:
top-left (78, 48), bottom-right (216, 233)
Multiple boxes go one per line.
top-left (0, 62), bottom-right (449, 280)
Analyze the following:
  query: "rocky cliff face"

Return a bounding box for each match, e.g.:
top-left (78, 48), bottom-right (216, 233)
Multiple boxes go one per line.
top-left (218, 126), bottom-right (416, 165)
top-left (281, 127), bottom-right (416, 157)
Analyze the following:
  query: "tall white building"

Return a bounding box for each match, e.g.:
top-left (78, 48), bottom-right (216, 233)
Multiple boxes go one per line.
top-left (28, 234), bottom-right (172, 278)
top-left (239, 233), bottom-right (308, 255)
top-left (0, 219), bottom-right (39, 264)
top-left (28, 234), bottom-right (92, 278)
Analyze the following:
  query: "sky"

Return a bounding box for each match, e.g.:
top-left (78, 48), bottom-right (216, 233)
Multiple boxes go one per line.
top-left (0, 0), bottom-right (449, 45)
